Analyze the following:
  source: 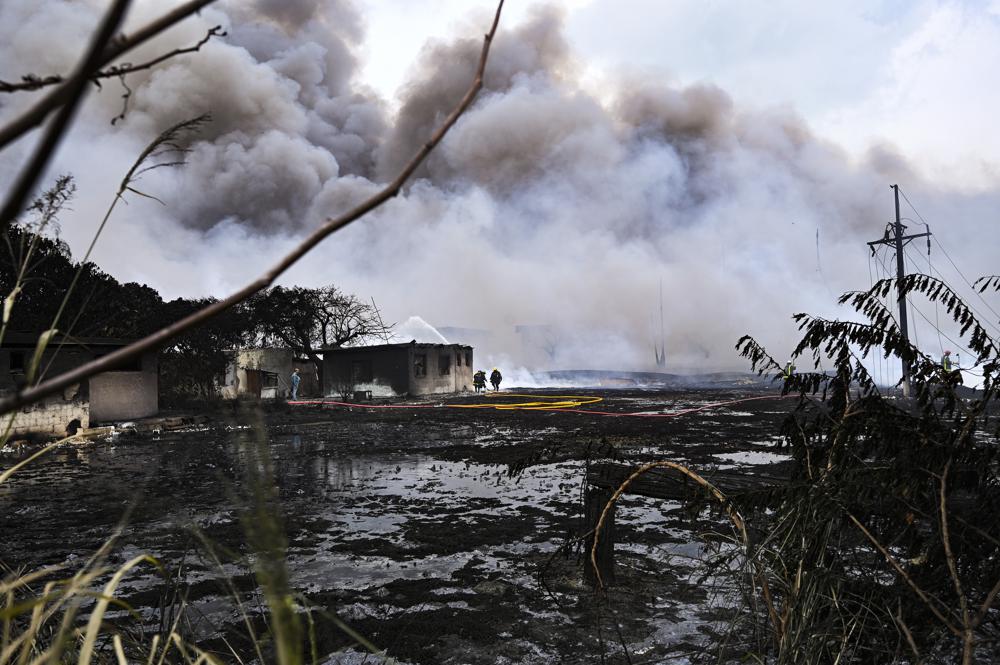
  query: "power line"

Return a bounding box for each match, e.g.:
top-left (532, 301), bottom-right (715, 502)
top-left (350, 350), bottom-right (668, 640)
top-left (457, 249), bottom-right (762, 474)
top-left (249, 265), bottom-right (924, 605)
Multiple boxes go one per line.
top-left (867, 250), bottom-right (884, 386)
top-left (897, 186), bottom-right (1000, 323)
top-left (902, 242), bottom-right (1000, 339)
top-left (866, 185), bottom-right (931, 395)
top-left (877, 252), bottom-right (989, 378)
top-left (933, 235), bottom-right (1000, 320)
top-left (906, 244), bottom-right (945, 355)
top-left (904, 251), bottom-right (919, 349)
top-left (874, 250), bottom-right (978, 368)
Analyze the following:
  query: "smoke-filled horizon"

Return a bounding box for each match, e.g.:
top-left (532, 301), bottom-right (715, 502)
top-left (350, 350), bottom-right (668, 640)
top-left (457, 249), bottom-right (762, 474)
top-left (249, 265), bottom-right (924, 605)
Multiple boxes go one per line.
top-left (1, 0), bottom-right (998, 375)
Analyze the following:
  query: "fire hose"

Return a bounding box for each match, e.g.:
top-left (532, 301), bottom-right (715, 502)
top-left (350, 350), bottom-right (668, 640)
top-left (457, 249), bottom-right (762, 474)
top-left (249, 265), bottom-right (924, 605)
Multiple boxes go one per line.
top-left (291, 392), bottom-right (793, 417)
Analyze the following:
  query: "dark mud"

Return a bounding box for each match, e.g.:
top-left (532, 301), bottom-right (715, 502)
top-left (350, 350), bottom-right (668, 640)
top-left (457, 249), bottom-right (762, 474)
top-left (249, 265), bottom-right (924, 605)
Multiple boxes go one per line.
top-left (0, 388), bottom-right (795, 664)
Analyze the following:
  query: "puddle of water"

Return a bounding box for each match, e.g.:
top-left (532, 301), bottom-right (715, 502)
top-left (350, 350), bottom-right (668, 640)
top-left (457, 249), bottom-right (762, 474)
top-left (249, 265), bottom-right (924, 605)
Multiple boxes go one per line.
top-left (1, 400), bottom-right (790, 664)
top-left (713, 450), bottom-right (789, 465)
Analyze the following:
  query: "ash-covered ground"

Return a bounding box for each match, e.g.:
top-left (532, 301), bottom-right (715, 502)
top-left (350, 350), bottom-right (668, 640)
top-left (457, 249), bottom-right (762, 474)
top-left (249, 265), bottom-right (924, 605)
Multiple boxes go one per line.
top-left (1, 387), bottom-right (796, 664)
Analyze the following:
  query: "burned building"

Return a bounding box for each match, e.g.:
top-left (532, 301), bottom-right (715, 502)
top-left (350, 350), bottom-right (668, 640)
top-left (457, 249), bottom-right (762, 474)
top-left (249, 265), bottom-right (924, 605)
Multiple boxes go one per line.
top-left (0, 333), bottom-right (159, 437)
top-left (321, 342), bottom-right (474, 397)
top-left (219, 348), bottom-right (319, 400)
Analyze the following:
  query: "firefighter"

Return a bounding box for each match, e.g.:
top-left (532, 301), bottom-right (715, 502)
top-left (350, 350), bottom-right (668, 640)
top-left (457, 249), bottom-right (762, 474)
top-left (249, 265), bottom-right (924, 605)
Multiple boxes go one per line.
top-left (783, 361), bottom-right (796, 380)
top-left (473, 369), bottom-right (487, 393)
top-left (942, 350), bottom-right (963, 384)
top-left (490, 367), bottom-right (503, 392)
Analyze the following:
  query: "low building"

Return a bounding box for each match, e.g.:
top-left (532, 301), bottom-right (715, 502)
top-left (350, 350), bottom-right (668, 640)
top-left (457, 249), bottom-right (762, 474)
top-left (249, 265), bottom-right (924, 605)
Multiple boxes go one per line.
top-left (219, 348), bottom-right (319, 400)
top-left (0, 333), bottom-right (159, 437)
top-left (322, 342), bottom-right (473, 397)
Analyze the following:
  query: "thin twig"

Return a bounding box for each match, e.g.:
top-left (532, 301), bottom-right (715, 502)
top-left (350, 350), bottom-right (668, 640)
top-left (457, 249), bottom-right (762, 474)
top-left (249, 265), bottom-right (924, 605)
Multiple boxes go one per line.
top-left (0, 0), bottom-right (133, 228)
top-left (0, 27), bottom-right (225, 94)
top-left (0, 0), bottom-right (218, 152)
top-left (974, 574), bottom-right (1000, 629)
top-left (940, 461), bottom-right (974, 665)
top-left (847, 513), bottom-right (961, 635)
top-left (893, 603), bottom-right (923, 665)
top-left (0, 2), bottom-right (506, 415)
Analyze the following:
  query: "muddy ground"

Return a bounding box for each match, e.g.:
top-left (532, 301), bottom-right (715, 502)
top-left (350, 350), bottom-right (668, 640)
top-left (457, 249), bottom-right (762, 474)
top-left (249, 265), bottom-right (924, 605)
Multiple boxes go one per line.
top-left (1, 387), bottom-right (797, 664)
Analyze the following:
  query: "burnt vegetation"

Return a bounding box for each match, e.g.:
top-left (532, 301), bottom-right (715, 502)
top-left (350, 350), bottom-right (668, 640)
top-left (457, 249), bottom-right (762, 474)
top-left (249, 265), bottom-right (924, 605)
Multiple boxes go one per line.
top-left (729, 272), bottom-right (1000, 664)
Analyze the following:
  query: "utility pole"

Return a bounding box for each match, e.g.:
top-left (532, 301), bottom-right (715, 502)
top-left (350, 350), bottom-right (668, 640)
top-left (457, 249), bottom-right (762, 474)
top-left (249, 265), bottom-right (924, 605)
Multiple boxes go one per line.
top-left (867, 184), bottom-right (931, 397)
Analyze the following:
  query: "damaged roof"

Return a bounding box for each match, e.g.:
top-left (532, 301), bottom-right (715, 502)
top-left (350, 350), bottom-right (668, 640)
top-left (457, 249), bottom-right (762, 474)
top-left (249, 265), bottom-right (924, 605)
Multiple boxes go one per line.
top-left (319, 341), bottom-right (472, 354)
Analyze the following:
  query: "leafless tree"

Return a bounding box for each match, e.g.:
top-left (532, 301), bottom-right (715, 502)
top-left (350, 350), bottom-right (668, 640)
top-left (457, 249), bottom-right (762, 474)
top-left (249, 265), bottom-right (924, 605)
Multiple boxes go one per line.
top-left (252, 285), bottom-right (394, 381)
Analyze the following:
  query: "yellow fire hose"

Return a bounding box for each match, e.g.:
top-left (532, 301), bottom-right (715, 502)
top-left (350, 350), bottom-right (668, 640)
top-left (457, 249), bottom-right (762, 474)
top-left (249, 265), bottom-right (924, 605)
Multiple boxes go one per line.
top-left (448, 393), bottom-right (603, 411)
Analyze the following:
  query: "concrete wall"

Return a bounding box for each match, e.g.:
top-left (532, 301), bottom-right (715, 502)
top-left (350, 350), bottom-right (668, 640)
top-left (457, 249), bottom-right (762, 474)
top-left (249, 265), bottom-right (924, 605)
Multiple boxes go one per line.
top-left (3, 384), bottom-right (89, 438)
top-left (2, 348), bottom-right (93, 436)
top-left (457, 347), bottom-right (474, 392)
top-left (89, 352), bottom-right (158, 422)
top-left (323, 344), bottom-right (473, 397)
top-left (221, 348), bottom-right (295, 399)
top-left (410, 346), bottom-right (473, 395)
top-left (1, 345), bottom-right (161, 434)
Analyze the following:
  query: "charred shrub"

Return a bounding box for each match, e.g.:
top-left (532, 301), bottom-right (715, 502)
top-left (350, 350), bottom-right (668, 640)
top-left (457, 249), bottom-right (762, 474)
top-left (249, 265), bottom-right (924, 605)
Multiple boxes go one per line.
top-left (732, 273), bottom-right (1000, 664)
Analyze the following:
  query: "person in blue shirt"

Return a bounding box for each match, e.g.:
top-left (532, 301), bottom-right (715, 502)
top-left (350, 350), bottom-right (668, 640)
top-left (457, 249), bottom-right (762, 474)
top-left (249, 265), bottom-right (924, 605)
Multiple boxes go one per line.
top-left (290, 368), bottom-right (301, 400)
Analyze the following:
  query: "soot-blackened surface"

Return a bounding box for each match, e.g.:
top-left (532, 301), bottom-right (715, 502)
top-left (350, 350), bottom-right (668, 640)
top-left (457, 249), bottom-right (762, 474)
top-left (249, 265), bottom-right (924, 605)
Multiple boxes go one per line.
top-left (0, 388), bottom-right (794, 664)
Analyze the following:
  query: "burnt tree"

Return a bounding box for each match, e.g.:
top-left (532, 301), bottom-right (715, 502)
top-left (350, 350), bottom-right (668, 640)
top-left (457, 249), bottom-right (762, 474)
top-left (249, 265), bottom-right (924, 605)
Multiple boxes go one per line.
top-left (251, 285), bottom-right (392, 387)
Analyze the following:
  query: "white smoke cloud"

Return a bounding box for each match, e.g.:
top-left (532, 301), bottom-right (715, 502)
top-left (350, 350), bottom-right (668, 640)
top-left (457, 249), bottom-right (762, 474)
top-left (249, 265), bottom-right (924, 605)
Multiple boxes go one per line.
top-left (1, 0), bottom-right (998, 376)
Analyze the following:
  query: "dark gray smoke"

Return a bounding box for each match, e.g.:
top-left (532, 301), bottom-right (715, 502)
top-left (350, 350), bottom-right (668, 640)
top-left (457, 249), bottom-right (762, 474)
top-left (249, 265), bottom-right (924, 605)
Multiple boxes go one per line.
top-left (375, 5), bottom-right (572, 182)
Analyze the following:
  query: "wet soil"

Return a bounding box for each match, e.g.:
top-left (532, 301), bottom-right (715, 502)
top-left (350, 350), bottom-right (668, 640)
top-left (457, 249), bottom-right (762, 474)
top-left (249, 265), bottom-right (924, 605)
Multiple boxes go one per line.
top-left (0, 388), bottom-right (796, 664)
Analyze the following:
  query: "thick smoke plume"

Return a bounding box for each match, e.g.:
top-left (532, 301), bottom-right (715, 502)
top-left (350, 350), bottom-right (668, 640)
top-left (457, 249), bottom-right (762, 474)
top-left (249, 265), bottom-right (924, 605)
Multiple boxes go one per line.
top-left (1, 1), bottom-right (998, 374)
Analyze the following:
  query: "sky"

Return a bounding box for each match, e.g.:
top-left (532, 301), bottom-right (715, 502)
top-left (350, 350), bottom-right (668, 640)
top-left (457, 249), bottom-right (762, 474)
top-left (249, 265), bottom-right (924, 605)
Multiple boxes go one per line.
top-left (359, 0), bottom-right (1000, 187)
top-left (1, 0), bottom-right (998, 378)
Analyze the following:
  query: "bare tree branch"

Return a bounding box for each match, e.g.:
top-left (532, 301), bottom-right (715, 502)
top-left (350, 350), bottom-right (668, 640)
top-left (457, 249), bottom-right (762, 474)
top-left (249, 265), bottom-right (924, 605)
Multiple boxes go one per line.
top-left (0, 0), bottom-right (133, 228)
top-left (0, 0), bottom-right (506, 416)
top-left (0, 27), bottom-right (225, 95)
top-left (893, 603), bottom-right (924, 665)
top-left (0, 0), bottom-right (218, 152)
top-left (939, 462), bottom-right (975, 665)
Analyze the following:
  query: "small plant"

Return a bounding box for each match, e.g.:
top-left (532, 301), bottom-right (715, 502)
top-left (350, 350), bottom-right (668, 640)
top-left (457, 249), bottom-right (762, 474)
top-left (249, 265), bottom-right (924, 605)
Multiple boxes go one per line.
top-left (729, 272), bottom-right (1000, 664)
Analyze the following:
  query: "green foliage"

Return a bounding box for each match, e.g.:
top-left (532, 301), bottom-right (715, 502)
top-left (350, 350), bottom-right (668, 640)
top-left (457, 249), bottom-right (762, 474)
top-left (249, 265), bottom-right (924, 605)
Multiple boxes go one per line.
top-left (156, 297), bottom-right (256, 401)
top-left (734, 273), bottom-right (1000, 664)
top-left (1, 218), bottom-right (163, 341)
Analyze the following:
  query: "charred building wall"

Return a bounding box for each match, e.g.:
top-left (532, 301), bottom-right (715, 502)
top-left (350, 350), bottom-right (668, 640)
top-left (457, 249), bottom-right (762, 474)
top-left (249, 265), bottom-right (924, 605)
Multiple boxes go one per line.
top-left (409, 344), bottom-right (473, 395)
top-left (0, 334), bottom-right (159, 435)
top-left (323, 345), bottom-right (410, 397)
top-left (322, 343), bottom-right (473, 397)
top-left (220, 348), bottom-right (320, 400)
top-left (89, 351), bottom-right (159, 423)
